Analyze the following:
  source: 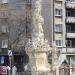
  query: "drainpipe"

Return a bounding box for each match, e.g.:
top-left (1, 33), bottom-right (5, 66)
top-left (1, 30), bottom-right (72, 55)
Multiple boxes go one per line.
top-left (70, 57), bottom-right (71, 75)
top-left (53, 0), bottom-right (54, 42)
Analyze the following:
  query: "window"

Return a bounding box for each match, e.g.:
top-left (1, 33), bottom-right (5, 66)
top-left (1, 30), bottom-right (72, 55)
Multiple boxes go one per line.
top-left (66, 0), bottom-right (75, 2)
top-left (55, 9), bottom-right (62, 16)
top-left (54, 24), bottom-right (62, 32)
top-left (2, 40), bottom-right (8, 48)
top-left (66, 0), bottom-right (70, 1)
top-left (0, 11), bottom-right (8, 18)
top-left (26, 0), bottom-right (32, 4)
top-left (71, 0), bottom-right (75, 2)
top-left (66, 40), bottom-right (72, 47)
top-left (66, 10), bottom-right (71, 17)
top-left (56, 40), bottom-right (62, 46)
top-left (66, 25), bottom-right (71, 32)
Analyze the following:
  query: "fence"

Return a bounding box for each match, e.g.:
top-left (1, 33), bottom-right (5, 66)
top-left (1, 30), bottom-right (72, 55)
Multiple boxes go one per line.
top-left (59, 67), bottom-right (75, 75)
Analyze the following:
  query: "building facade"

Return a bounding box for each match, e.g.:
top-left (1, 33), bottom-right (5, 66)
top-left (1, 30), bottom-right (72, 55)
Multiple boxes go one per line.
top-left (0, 0), bottom-right (31, 74)
top-left (0, 1), bottom-right (9, 66)
top-left (53, 0), bottom-right (75, 75)
top-left (0, 0), bottom-right (53, 75)
top-left (2, 0), bottom-right (75, 75)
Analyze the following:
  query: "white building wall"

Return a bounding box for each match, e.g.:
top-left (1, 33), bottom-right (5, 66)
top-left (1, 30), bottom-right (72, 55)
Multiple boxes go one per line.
top-left (54, 0), bottom-right (67, 71)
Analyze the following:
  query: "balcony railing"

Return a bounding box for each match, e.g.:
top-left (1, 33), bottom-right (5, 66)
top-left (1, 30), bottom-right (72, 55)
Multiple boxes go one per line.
top-left (66, 17), bottom-right (75, 23)
top-left (55, 0), bottom-right (63, 1)
top-left (61, 47), bottom-right (75, 53)
top-left (67, 33), bottom-right (75, 38)
top-left (66, 2), bottom-right (75, 8)
top-left (67, 48), bottom-right (75, 53)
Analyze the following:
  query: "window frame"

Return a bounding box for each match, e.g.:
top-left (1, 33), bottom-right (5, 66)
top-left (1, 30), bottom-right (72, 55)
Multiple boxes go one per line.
top-left (55, 40), bottom-right (63, 47)
top-left (54, 24), bottom-right (63, 33)
top-left (2, 26), bottom-right (8, 33)
top-left (66, 10), bottom-right (71, 17)
top-left (66, 25), bottom-right (71, 32)
top-left (55, 9), bottom-right (62, 17)
top-left (66, 40), bottom-right (72, 47)
top-left (2, 40), bottom-right (8, 48)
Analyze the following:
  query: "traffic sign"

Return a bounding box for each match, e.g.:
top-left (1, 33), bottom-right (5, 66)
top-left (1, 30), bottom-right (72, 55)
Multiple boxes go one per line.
top-left (8, 50), bottom-right (12, 56)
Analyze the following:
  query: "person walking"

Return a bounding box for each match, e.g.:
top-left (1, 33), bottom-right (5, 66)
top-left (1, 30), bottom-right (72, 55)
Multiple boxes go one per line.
top-left (7, 66), bottom-right (11, 75)
top-left (12, 65), bottom-right (17, 75)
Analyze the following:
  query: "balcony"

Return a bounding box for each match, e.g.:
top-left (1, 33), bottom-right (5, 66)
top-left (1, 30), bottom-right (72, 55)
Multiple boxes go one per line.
top-left (55, 0), bottom-right (63, 1)
top-left (61, 47), bottom-right (75, 53)
top-left (66, 2), bottom-right (75, 9)
top-left (66, 48), bottom-right (75, 53)
top-left (66, 17), bottom-right (75, 23)
top-left (67, 33), bottom-right (75, 38)
top-left (61, 48), bottom-right (66, 53)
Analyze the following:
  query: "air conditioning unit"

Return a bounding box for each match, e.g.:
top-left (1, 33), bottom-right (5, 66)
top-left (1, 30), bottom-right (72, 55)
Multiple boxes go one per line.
top-left (2, 40), bottom-right (8, 48)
